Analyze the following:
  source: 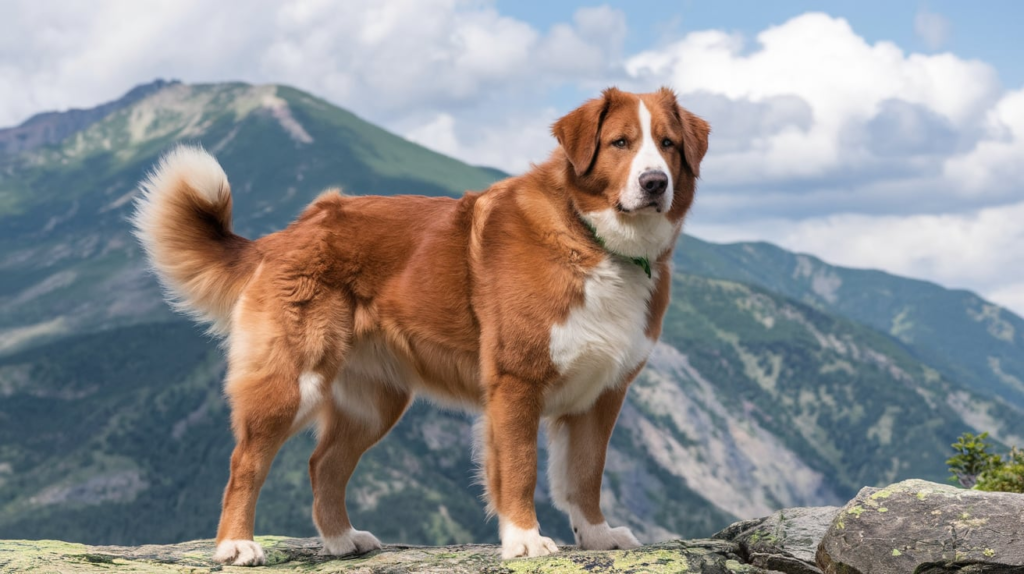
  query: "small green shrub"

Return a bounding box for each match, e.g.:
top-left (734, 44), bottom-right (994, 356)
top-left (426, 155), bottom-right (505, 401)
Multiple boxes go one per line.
top-left (947, 432), bottom-right (1024, 493)
top-left (975, 447), bottom-right (1024, 494)
top-left (947, 432), bottom-right (1001, 488)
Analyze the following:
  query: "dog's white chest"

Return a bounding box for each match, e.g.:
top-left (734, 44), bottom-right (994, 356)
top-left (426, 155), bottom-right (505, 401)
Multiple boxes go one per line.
top-left (546, 257), bottom-right (656, 415)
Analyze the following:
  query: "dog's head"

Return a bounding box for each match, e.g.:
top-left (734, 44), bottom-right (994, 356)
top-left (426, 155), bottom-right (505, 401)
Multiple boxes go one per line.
top-left (552, 87), bottom-right (709, 258)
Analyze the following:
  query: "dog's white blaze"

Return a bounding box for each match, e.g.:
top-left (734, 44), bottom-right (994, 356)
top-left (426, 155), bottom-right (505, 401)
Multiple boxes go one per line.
top-left (619, 100), bottom-right (673, 213)
top-left (547, 257), bottom-right (656, 416)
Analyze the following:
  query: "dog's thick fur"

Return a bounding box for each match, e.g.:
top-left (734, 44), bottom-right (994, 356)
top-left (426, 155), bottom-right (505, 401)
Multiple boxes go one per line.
top-left (132, 87), bottom-right (709, 565)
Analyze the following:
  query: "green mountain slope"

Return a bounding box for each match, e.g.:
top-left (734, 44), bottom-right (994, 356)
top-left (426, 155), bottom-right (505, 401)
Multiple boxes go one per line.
top-left (677, 237), bottom-right (1024, 410)
top-left (1, 81), bottom-right (1021, 547)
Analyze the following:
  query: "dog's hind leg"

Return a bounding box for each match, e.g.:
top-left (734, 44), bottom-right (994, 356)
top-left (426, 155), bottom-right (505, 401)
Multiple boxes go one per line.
top-left (213, 367), bottom-right (306, 566)
top-left (309, 375), bottom-right (410, 557)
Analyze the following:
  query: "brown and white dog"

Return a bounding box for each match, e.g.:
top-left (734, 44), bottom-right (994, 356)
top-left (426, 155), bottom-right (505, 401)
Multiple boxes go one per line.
top-left (132, 87), bottom-right (708, 566)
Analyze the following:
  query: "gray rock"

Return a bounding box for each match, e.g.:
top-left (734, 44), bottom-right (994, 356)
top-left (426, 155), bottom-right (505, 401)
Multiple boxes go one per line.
top-left (816, 478), bottom-right (1024, 573)
top-left (715, 506), bottom-right (841, 574)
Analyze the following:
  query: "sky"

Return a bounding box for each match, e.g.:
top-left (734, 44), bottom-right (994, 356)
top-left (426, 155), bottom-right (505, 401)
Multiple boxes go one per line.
top-left (1, 0), bottom-right (1023, 315)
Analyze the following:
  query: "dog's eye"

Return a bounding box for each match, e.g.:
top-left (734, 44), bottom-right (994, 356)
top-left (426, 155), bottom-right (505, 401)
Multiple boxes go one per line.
top-left (611, 138), bottom-right (627, 148)
top-left (661, 138), bottom-right (674, 148)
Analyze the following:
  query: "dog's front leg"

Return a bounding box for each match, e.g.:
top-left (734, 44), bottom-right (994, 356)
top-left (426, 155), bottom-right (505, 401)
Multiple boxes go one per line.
top-left (547, 382), bottom-right (641, 550)
top-left (483, 376), bottom-right (559, 559)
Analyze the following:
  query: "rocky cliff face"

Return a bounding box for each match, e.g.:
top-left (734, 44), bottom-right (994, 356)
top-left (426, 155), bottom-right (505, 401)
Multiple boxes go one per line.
top-left (678, 236), bottom-right (1024, 412)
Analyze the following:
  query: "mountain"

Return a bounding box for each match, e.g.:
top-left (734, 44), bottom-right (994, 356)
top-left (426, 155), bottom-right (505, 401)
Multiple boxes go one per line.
top-left (1, 81), bottom-right (1021, 547)
top-left (678, 237), bottom-right (1024, 413)
top-left (0, 80), bottom-right (177, 156)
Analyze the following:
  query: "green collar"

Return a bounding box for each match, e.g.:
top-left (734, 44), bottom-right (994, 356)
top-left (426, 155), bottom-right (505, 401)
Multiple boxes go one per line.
top-left (578, 216), bottom-right (652, 279)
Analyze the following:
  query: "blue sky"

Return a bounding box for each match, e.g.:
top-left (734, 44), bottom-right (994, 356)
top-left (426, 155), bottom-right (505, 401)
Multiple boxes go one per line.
top-left (495, 1), bottom-right (1024, 111)
top-left (1, 1), bottom-right (1023, 314)
top-left (502, 1), bottom-right (1024, 85)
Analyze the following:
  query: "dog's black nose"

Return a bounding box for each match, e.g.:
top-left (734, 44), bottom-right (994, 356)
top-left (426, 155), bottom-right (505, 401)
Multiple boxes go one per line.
top-left (639, 171), bottom-right (668, 195)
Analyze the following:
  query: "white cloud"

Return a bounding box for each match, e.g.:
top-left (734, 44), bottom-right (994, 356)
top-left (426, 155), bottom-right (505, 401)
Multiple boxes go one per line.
top-left (260, 0), bottom-right (545, 110)
top-left (0, 0), bottom-right (276, 126)
top-left (943, 88), bottom-right (1024, 198)
top-left (0, 1), bottom-right (625, 127)
top-left (915, 7), bottom-right (951, 50)
top-left (404, 109), bottom-right (558, 172)
top-left (537, 6), bottom-right (627, 79)
top-left (987, 283), bottom-right (1024, 318)
top-left (626, 13), bottom-right (1001, 190)
top-left (405, 114), bottom-right (462, 160)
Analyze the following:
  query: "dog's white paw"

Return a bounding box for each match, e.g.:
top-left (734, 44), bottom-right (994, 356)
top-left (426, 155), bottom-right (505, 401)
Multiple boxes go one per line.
top-left (500, 524), bottom-right (559, 559)
top-left (322, 529), bottom-right (382, 556)
top-left (213, 539), bottom-right (266, 566)
top-left (576, 522), bottom-right (641, 551)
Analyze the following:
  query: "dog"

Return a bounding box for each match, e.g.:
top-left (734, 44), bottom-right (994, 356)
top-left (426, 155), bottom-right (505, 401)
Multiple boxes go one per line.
top-left (132, 86), bottom-right (709, 566)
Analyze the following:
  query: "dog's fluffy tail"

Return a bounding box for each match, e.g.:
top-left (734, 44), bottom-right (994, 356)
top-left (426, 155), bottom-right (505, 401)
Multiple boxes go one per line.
top-left (132, 145), bottom-right (259, 335)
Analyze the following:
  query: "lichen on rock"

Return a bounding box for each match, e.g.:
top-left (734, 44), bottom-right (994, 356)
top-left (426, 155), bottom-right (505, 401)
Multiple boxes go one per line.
top-left (0, 537), bottom-right (770, 573)
top-left (713, 505), bottom-right (840, 574)
top-left (816, 478), bottom-right (1024, 574)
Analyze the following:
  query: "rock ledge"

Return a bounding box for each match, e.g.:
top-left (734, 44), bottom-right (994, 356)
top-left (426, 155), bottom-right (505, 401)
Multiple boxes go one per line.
top-left (4, 480), bottom-right (1021, 573)
top-left (0, 537), bottom-right (766, 573)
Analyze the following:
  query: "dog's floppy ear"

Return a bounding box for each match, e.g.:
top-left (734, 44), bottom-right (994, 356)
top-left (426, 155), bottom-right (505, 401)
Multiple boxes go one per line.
top-left (657, 87), bottom-right (710, 178)
top-left (552, 88), bottom-right (616, 176)
top-left (680, 108), bottom-right (710, 178)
